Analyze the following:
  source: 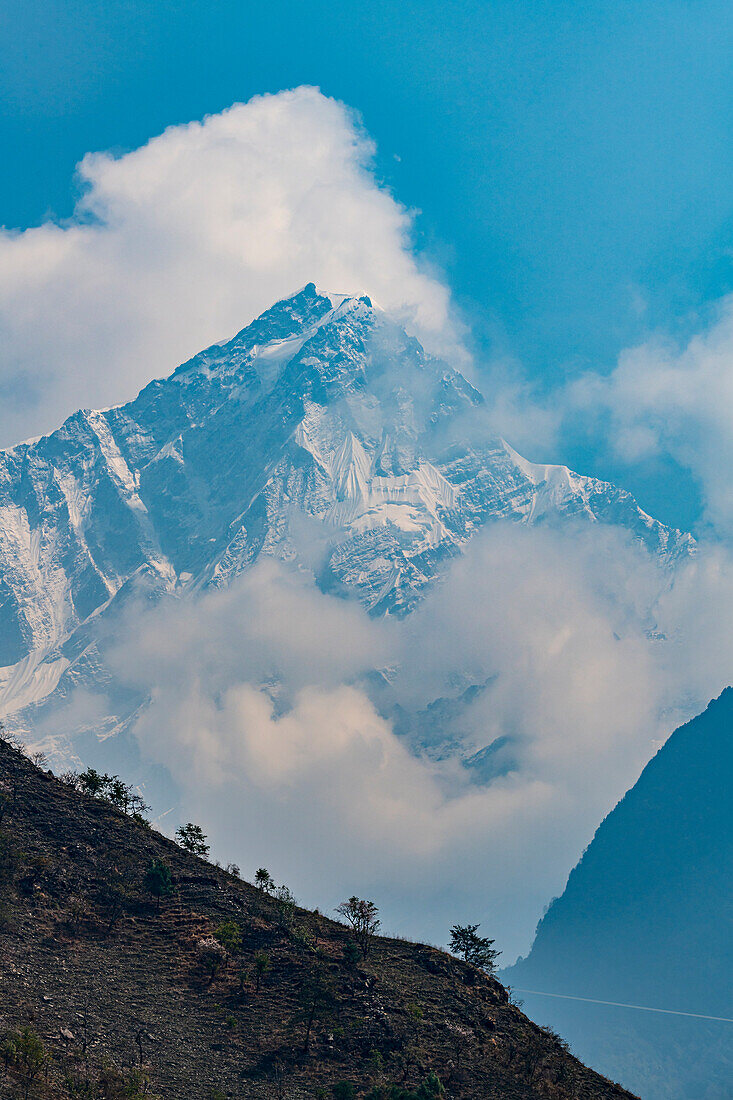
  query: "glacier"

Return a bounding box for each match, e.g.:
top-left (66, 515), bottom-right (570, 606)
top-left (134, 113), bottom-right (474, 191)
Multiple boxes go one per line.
top-left (0, 282), bottom-right (693, 752)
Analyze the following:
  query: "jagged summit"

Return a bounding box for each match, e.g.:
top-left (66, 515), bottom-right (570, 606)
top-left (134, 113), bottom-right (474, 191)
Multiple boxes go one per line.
top-left (0, 288), bottom-right (692, 743)
top-left (173, 282), bottom-right (376, 385)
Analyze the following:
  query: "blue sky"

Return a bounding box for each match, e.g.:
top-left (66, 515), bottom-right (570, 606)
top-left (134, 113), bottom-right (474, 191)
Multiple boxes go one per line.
top-left (2, 0), bottom-right (732, 530)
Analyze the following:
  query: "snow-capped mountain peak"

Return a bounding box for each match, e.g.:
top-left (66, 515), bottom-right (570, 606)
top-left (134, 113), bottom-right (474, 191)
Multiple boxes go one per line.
top-left (174, 283), bottom-right (376, 388)
top-left (0, 286), bottom-right (692, 727)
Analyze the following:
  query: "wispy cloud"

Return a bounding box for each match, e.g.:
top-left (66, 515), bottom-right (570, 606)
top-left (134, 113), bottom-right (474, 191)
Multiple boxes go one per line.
top-left (567, 296), bottom-right (733, 539)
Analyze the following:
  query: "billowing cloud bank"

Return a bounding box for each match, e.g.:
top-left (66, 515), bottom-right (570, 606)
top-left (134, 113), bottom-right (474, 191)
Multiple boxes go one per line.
top-left (0, 87), bottom-right (452, 447)
top-left (109, 527), bottom-right (732, 958)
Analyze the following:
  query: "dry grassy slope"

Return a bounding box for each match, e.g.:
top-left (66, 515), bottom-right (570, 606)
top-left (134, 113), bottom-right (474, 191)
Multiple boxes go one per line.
top-left (0, 741), bottom-right (637, 1100)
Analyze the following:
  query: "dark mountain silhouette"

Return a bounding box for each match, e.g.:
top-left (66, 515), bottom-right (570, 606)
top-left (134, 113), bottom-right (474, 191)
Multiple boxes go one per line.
top-left (503, 688), bottom-right (733, 1099)
top-left (0, 736), bottom-right (635, 1100)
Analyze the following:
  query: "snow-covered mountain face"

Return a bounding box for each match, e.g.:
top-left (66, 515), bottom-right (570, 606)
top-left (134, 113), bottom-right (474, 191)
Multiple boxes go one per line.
top-left (0, 283), bottom-right (692, 732)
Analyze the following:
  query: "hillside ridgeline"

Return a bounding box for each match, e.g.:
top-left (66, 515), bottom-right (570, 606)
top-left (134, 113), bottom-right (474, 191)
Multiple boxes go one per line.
top-left (0, 738), bottom-right (636, 1100)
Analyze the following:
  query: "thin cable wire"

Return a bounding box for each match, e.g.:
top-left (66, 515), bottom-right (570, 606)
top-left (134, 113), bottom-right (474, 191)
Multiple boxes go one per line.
top-left (511, 988), bottom-right (733, 1024)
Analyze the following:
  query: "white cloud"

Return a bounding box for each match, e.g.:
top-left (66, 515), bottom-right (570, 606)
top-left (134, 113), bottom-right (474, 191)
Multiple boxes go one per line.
top-left (568, 296), bottom-right (733, 538)
top-left (107, 528), bottom-right (732, 960)
top-left (0, 87), bottom-right (454, 446)
top-left (455, 293), bottom-right (733, 544)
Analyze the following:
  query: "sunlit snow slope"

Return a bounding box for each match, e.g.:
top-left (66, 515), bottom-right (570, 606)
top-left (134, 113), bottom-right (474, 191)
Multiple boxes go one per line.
top-left (0, 284), bottom-right (692, 732)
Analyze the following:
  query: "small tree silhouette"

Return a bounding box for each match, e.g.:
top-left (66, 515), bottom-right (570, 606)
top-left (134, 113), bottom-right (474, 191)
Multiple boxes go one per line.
top-left (78, 767), bottom-right (107, 797)
top-left (73, 769), bottom-right (150, 820)
top-left (335, 896), bottom-right (380, 957)
top-left (255, 867), bottom-right (274, 893)
top-left (448, 923), bottom-right (500, 973)
top-left (175, 822), bottom-right (210, 857)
